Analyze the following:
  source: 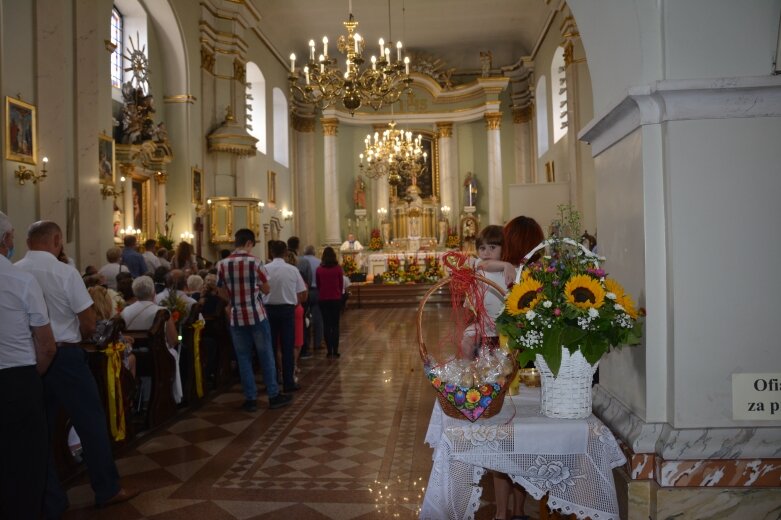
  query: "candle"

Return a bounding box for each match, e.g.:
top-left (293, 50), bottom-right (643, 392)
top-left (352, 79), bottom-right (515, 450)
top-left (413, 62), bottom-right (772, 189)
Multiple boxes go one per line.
top-left (289, 53), bottom-right (296, 73)
top-left (359, 153), bottom-right (363, 164)
top-left (396, 41), bottom-right (402, 61)
top-left (322, 36), bottom-right (328, 57)
top-left (354, 33), bottom-right (361, 54)
top-left (304, 66), bottom-right (310, 85)
top-left (385, 47), bottom-right (391, 63)
top-left (404, 56), bottom-right (410, 75)
top-left (319, 54), bottom-right (325, 73)
top-left (371, 55), bottom-right (377, 70)
top-left (309, 39), bottom-right (315, 60)
top-left (379, 38), bottom-right (384, 57)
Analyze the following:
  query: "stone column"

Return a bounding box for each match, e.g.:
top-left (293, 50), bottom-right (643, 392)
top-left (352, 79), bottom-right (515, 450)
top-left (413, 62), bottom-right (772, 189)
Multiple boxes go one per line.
top-left (563, 39), bottom-right (583, 213)
top-left (292, 113), bottom-right (316, 246)
top-left (513, 107), bottom-right (533, 184)
top-left (321, 117), bottom-right (341, 245)
top-left (485, 112), bottom-right (503, 224)
top-left (154, 172), bottom-right (168, 240)
top-left (436, 122), bottom-right (454, 214)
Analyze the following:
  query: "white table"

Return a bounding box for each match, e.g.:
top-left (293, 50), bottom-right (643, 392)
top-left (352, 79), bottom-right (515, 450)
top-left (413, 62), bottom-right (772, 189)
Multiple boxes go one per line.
top-left (420, 387), bottom-right (626, 520)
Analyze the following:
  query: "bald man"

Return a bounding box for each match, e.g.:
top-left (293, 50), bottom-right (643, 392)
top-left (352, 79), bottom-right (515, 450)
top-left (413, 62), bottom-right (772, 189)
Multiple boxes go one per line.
top-left (16, 221), bottom-right (138, 515)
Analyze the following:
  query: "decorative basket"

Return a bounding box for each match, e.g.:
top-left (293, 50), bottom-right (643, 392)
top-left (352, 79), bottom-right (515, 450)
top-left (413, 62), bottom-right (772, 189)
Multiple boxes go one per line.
top-left (417, 275), bottom-right (516, 422)
top-left (535, 346), bottom-right (598, 419)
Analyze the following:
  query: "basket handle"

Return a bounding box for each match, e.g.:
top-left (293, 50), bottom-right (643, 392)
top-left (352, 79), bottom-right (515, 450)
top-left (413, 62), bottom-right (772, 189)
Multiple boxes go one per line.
top-left (416, 274), bottom-right (508, 366)
top-left (515, 237), bottom-right (601, 284)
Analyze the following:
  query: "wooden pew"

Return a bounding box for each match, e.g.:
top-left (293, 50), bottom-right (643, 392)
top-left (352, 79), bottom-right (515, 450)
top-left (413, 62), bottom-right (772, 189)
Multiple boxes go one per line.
top-left (125, 309), bottom-right (176, 429)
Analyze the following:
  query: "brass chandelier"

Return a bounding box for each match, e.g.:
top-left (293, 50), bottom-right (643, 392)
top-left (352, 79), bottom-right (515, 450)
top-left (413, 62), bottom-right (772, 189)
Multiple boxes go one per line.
top-left (359, 121), bottom-right (427, 186)
top-left (288, 8), bottom-right (412, 115)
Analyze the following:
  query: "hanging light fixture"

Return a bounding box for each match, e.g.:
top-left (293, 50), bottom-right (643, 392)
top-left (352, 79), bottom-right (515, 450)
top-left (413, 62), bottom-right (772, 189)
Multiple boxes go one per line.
top-left (359, 121), bottom-right (427, 186)
top-left (288, 1), bottom-right (412, 115)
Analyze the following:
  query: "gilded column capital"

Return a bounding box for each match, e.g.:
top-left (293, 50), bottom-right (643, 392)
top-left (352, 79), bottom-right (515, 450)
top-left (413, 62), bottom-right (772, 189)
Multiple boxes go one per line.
top-left (484, 112), bottom-right (502, 131)
top-left (512, 106), bottom-right (532, 124)
top-left (292, 113), bottom-right (315, 133)
top-left (119, 162), bottom-right (135, 178)
top-left (321, 118), bottom-right (339, 136)
top-left (436, 122), bottom-right (453, 138)
top-left (200, 45), bottom-right (215, 74)
top-left (154, 171), bottom-right (168, 185)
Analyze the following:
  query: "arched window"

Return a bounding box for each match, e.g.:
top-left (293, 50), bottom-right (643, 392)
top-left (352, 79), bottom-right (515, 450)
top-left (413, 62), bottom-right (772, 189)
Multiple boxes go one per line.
top-left (551, 47), bottom-right (568, 143)
top-left (535, 75), bottom-right (549, 157)
top-left (272, 88), bottom-right (289, 167)
top-left (245, 62), bottom-right (266, 154)
top-left (110, 7), bottom-right (124, 88)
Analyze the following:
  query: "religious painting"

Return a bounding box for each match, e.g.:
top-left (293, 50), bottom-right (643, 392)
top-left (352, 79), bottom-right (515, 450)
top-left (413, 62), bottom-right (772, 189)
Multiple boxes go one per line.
top-left (131, 177), bottom-right (151, 234)
top-left (98, 133), bottom-right (115, 185)
top-left (398, 131), bottom-right (438, 201)
top-left (5, 96), bottom-right (37, 165)
top-left (192, 167), bottom-right (203, 205)
top-left (267, 170), bottom-right (276, 205)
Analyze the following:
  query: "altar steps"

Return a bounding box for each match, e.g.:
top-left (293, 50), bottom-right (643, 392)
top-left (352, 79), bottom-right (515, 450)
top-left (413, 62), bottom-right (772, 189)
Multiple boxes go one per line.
top-left (348, 282), bottom-right (451, 308)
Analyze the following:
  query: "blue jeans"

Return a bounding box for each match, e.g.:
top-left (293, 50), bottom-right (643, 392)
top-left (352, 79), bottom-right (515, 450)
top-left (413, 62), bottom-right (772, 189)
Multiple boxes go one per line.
top-left (229, 319), bottom-right (279, 400)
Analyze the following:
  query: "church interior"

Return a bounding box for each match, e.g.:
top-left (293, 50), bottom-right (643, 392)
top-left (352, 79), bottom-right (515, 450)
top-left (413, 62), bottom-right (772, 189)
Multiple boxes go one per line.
top-left (1, 0), bottom-right (781, 518)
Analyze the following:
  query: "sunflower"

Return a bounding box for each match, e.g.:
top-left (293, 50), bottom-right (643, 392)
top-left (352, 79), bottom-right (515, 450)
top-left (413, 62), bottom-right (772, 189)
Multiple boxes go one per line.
top-left (506, 277), bottom-right (543, 315)
top-left (616, 292), bottom-right (639, 319)
top-left (564, 274), bottom-right (605, 309)
top-left (604, 277), bottom-right (625, 299)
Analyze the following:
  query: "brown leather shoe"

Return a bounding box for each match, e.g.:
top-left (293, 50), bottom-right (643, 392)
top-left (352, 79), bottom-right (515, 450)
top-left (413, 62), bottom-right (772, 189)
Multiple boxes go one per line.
top-left (96, 487), bottom-right (140, 508)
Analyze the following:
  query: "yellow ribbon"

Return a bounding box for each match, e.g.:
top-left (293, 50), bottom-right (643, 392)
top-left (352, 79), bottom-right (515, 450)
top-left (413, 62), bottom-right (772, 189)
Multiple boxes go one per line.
top-left (192, 320), bottom-right (205, 398)
top-left (103, 341), bottom-right (127, 442)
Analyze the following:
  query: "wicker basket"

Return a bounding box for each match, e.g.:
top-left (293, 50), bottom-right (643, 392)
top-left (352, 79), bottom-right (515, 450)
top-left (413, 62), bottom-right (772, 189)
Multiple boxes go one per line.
top-left (417, 275), bottom-right (516, 422)
top-left (535, 346), bottom-right (598, 419)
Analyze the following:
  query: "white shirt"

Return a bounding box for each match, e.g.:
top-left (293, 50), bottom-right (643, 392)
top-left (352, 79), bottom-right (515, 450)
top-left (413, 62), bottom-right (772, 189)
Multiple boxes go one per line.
top-left (98, 262), bottom-right (129, 290)
top-left (121, 300), bottom-right (168, 331)
top-left (340, 240), bottom-right (363, 252)
top-left (263, 258), bottom-right (306, 305)
top-left (142, 251), bottom-right (160, 273)
top-left (0, 254), bottom-right (49, 368)
top-left (16, 250), bottom-right (93, 344)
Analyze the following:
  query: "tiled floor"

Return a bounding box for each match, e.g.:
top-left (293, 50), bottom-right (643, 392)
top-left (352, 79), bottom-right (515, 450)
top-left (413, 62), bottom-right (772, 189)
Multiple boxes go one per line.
top-left (62, 307), bottom-right (538, 519)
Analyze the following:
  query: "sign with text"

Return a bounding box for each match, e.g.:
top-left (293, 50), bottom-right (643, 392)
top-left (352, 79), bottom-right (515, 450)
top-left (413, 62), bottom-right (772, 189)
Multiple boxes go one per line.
top-left (732, 373), bottom-right (781, 421)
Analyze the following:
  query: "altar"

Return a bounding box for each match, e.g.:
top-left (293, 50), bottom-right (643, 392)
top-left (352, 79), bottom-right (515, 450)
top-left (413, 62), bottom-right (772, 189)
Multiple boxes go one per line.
top-left (366, 250), bottom-right (447, 278)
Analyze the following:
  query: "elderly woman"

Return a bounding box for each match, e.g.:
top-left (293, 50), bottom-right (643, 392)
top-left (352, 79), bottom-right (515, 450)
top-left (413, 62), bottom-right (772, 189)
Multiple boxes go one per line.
top-left (120, 275), bottom-right (182, 402)
top-left (98, 246), bottom-right (129, 290)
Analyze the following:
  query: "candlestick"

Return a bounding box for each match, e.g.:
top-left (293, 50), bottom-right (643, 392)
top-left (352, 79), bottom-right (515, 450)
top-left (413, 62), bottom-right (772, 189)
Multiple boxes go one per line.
top-left (289, 53), bottom-right (296, 73)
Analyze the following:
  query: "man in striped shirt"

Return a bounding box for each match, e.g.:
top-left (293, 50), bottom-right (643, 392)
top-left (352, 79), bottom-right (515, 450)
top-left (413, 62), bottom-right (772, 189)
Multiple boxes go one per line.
top-left (217, 228), bottom-right (292, 412)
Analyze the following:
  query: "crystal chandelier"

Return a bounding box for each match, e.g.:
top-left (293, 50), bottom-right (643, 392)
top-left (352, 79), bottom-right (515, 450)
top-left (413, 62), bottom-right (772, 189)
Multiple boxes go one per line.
top-left (288, 8), bottom-right (412, 115)
top-left (359, 121), bottom-right (427, 186)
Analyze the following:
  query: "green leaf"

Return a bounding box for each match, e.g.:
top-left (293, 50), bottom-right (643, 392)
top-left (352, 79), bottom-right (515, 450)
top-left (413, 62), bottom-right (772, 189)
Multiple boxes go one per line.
top-left (560, 326), bottom-right (587, 348)
top-left (516, 349), bottom-right (536, 368)
top-left (542, 327), bottom-right (563, 376)
top-left (579, 336), bottom-right (603, 366)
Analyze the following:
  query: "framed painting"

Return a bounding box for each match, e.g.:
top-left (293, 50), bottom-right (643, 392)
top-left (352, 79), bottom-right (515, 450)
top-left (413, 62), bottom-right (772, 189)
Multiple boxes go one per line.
top-left (98, 133), bottom-right (115, 185)
top-left (267, 170), bottom-right (276, 205)
top-left (398, 130), bottom-right (438, 201)
top-left (192, 167), bottom-right (203, 204)
top-left (131, 177), bottom-right (151, 235)
top-left (5, 96), bottom-right (37, 165)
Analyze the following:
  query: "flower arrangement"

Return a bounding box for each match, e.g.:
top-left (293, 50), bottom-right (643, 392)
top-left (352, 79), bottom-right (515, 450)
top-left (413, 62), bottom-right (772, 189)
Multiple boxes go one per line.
top-left (496, 237), bottom-right (643, 376)
top-left (341, 254), bottom-right (358, 276)
top-left (423, 255), bottom-right (444, 282)
top-left (383, 256), bottom-right (403, 284)
top-left (368, 228), bottom-right (384, 251)
top-left (404, 255), bottom-right (422, 283)
top-left (445, 228), bottom-right (461, 249)
top-left (161, 291), bottom-right (188, 325)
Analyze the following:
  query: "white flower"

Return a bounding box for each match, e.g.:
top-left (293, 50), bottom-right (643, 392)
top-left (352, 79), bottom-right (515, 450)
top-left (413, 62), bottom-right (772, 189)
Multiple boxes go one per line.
top-left (588, 308), bottom-right (599, 318)
top-left (525, 310), bottom-right (537, 320)
top-left (606, 292), bottom-right (616, 300)
top-left (614, 303), bottom-right (625, 312)
top-left (542, 300), bottom-right (553, 308)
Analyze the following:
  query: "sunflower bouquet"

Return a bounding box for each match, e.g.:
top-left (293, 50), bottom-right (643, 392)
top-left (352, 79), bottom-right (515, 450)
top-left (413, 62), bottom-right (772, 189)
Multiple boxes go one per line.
top-left (341, 254), bottom-right (358, 276)
top-left (496, 237), bottom-right (643, 376)
top-left (368, 228), bottom-right (384, 251)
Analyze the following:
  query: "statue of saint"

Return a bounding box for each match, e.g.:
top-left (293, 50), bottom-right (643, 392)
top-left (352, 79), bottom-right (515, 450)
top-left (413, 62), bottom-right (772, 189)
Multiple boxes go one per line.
top-left (406, 184), bottom-right (423, 238)
top-left (463, 172), bottom-right (478, 207)
top-left (353, 175), bottom-right (367, 209)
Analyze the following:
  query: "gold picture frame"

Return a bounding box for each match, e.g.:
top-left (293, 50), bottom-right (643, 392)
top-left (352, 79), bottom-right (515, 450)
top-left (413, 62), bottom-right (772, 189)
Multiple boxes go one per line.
top-left (130, 176), bottom-right (152, 237)
top-left (98, 133), bottom-right (115, 185)
top-left (545, 161), bottom-right (556, 182)
top-left (5, 96), bottom-right (37, 165)
top-left (192, 167), bottom-right (203, 204)
top-left (267, 170), bottom-right (276, 205)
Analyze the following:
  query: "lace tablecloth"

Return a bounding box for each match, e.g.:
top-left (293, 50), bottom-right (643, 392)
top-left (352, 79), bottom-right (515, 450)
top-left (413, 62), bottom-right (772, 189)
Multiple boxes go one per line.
top-left (420, 387), bottom-right (625, 520)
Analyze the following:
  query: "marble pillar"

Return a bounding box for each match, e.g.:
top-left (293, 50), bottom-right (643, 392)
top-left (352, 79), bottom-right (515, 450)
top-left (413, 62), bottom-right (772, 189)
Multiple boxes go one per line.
top-left (436, 122), bottom-right (454, 213)
top-left (292, 113), bottom-right (316, 246)
top-left (512, 107), bottom-right (533, 184)
top-left (563, 40), bottom-right (583, 215)
top-left (321, 117), bottom-right (341, 245)
top-left (485, 112), bottom-right (503, 224)
top-left (154, 172), bottom-right (168, 231)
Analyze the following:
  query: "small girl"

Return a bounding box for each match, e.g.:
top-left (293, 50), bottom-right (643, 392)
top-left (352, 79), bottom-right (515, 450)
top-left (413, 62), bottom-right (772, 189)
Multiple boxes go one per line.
top-left (460, 225), bottom-right (513, 358)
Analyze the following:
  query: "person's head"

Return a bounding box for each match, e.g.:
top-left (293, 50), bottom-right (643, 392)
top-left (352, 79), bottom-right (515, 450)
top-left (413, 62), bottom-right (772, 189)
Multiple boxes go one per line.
top-left (502, 216), bottom-right (544, 266)
top-left (234, 228), bottom-right (255, 250)
top-left (175, 241), bottom-right (193, 266)
top-left (153, 265), bottom-right (169, 286)
top-left (347, 233), bottom-right (356, 242)
top-left (219, 248), bottom-right (231, 259)
top-left (123, 235), bottom-right (137, 249)
top-left (203, 273), bottom-right (218, 293)
top-left (27, 220), bottom-right (63, 256)
top-left (84, 265), bottom-right (98, 277)
top-left (144, 239), bottom-right (157, 252)
top-left (0, 211), bottom-right (14, 259)
top-left (166, 269), bottom-right (187, 291)
top-left (88, 285), bottom-right (114, 321)
top-left (287, 236), bottom-right (300, 253)
top-left (269, 240), bottom-right (287, 259)
top-left (106, 246), bottom-right (122, 264)
top-left (476, 225), bottom-right (504, 261)
top-left (131, 275), bottom-right (155, 301)
top-left (321, 246), bottom-right (338, 267)
top-left (82, 273), bottom-right (105, 289)
top-left (187, 274), bottom-right (204, 294)
top-left (116, 274), bottom-right (134, 301)
top-left (303, 244), bottom-right (316, 256)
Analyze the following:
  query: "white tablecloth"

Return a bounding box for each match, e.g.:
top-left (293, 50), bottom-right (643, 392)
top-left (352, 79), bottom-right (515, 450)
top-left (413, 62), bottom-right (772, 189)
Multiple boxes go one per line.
top-left (420, 387), bottom-right (626, 520)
